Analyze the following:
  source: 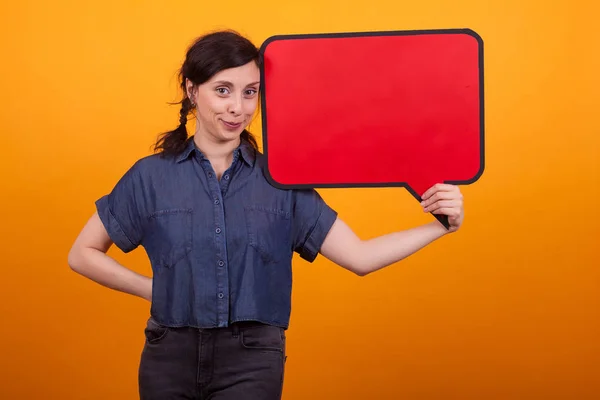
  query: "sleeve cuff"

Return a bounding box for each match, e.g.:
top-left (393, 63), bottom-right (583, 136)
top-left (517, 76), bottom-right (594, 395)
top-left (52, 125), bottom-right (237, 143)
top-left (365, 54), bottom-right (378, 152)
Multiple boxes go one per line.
top-left (299, 205), bottom-right (338, 263)
top-left (95, 195), bottom-right (138, 253)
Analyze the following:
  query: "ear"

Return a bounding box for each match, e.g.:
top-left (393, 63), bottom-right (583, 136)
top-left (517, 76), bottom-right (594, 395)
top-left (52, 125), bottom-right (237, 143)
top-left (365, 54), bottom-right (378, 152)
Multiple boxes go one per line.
top-left (185, 78), bottom-right (197, 102)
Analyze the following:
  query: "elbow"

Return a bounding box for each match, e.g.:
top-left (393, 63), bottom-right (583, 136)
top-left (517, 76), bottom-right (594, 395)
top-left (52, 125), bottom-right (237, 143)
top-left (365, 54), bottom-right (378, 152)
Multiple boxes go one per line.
top-left (67, 246), bottom-right (84, 273)
top-left (67, 249), bottom-right (78, 272)
top-left (354, 269), bottom-right (369, 277)
top-left (348, 245), bottom-right (372, 277)
top-left (350, 260), bottom-right (371, 277)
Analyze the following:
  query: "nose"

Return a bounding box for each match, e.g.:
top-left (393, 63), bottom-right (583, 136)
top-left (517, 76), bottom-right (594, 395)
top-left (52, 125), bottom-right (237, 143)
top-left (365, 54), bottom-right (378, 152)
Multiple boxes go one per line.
top-left (228, 94), bottom-right (243, 116)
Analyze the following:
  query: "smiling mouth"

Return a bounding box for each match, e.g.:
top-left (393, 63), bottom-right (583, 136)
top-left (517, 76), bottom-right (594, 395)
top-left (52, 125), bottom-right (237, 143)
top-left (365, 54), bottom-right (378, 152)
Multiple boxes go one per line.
top-left (221, 120), bottom-right (243, 129)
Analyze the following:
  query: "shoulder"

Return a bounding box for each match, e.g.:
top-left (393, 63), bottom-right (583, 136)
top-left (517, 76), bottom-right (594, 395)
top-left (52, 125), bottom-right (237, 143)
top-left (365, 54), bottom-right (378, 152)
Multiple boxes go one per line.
top-left (252, 149), bottom-right (333, 211)
top-left (251, 152), bottom-right (298, 200)
top-left (252, 148), bottom-right (267, 168)
top-left (250, 150), bottom-right (279, 185)
top-left (107, 152), bottom-right (183, 193)
top-left (133, 152), bottom-right (178, 169)
top-left (127, 152), bottom-right (181, 177)
top-left (252, 150), bottom-right (321, 195)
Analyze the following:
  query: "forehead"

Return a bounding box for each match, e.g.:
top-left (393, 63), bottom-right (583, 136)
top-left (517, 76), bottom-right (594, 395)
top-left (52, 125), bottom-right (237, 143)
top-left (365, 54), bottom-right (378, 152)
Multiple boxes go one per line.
top-left (209, 62), bottom-right (260, 85)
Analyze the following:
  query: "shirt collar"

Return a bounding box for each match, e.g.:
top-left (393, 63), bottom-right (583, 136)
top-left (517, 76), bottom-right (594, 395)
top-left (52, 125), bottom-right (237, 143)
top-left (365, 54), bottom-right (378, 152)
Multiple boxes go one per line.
top-left (175, 137), bottom-right (196, 163)
top-left (176, 135), bottom-right (256, 167)
top-left (237, 139), bottom-right (256, 166)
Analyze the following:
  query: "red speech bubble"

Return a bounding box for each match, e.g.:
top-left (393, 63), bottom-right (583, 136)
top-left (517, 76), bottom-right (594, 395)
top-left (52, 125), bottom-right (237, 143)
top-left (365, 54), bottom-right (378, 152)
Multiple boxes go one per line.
top-left (259, 29), bottom-right (484, 228)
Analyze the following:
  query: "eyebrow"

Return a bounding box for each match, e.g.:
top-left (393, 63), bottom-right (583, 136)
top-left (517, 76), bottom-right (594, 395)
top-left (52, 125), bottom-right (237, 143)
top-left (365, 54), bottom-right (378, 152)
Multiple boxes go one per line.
top-left (214, 80), bottom-right (260, 87)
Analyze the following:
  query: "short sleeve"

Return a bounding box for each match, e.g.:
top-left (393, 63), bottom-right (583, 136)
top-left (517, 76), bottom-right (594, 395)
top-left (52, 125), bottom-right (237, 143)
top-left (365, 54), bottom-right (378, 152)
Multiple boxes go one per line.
top-left (95, 162), bottom-right (146, 253)
top-left (292, 189), bottom-right (338, 262)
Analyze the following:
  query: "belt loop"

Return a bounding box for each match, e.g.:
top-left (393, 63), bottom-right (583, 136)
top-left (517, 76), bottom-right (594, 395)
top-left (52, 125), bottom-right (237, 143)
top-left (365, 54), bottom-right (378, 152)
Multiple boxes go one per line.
top-left (232, 323), bottom-right (240, 338)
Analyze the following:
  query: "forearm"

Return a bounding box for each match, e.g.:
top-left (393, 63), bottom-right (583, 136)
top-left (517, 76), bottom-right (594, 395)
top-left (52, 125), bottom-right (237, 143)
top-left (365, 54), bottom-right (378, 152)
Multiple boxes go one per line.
top-left (68, 247), bottom-right (152, 301)
top-left (321, 184), bottom-right (464, 276)
top-left (354, 221), bottom-right (447, 275)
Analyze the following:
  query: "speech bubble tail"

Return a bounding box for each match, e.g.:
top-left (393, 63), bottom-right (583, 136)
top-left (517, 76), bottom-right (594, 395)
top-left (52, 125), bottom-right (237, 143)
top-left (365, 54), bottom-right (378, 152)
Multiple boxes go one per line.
top-left (406, 184), bottom-right (451, 230)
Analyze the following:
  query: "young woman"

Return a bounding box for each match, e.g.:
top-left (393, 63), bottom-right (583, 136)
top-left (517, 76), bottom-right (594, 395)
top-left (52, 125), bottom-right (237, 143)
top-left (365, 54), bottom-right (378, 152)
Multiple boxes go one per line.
top-left (68, 30), bottom-right (464, 400)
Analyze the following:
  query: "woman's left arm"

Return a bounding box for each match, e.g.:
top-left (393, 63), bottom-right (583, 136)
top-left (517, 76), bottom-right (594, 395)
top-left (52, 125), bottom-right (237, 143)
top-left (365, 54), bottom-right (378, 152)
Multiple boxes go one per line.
top-left (319, 184), bottom-right (464, 276)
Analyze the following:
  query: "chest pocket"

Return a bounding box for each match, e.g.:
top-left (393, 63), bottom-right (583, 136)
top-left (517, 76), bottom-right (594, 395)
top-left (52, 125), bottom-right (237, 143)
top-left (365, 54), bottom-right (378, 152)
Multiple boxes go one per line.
top-left (144, 208), bottom-right (193, 270)
top-left (244, 205), bottom-right (291, 264)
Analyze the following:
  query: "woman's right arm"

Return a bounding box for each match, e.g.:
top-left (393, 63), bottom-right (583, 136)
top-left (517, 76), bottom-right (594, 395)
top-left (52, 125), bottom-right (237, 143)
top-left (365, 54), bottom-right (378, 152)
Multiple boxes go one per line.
top-left (68, 212), bottom-right (152, 302)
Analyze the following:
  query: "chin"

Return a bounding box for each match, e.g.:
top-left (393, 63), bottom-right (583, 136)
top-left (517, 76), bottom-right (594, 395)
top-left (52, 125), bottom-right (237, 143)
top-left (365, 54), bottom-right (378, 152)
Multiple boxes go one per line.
top-left (217, 128), bottom-right (245, 142)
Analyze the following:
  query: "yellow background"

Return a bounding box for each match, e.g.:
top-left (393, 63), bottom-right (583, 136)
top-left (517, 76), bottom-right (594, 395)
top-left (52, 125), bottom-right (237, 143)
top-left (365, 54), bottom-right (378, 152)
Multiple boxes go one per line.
top-left (1, 0), bottom-right (599, 398)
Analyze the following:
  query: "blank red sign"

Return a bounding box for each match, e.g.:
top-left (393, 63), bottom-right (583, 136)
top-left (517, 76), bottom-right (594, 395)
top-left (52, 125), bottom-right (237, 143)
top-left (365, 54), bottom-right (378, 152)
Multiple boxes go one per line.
top-left (259, 29), bottom-right (484, 227)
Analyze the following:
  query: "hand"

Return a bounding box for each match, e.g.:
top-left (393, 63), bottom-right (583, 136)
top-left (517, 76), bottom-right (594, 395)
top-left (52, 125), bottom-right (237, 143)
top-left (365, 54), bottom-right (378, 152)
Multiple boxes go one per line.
top-left (420, 183), bottom-right (464, 232)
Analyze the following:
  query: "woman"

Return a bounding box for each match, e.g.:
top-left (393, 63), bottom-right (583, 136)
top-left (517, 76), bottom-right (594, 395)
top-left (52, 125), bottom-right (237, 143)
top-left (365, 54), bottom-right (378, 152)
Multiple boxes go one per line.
top-left (68, 30), bottom-right (464, 399)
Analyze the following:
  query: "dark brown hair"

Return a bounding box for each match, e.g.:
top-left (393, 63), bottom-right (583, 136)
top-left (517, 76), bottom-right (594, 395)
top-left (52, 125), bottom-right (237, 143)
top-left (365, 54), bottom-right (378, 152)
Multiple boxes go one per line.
top-left (154, 30), bottom-right (260, 157)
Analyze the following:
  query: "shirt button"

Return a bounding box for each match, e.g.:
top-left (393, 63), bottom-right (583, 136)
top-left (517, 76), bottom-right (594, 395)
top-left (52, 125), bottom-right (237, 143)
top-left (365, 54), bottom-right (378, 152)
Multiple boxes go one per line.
top-left (208, 172), bottom-right (213, 178)
top-left (215, 228), bottom-right (221, 234)
top-left (218, 293), bottom-right (224, 299)
top-left (224, 175), bottom-right (229, 180)
top-left (218, 260), bottom-right (224, 267)
top-left (214, 199), bottom-right (220, 205)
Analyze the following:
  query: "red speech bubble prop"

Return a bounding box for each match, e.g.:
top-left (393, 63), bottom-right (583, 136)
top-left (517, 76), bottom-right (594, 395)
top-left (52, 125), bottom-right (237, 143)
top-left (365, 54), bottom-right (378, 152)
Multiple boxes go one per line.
top-left (259, 29), bottom-right (484, 228)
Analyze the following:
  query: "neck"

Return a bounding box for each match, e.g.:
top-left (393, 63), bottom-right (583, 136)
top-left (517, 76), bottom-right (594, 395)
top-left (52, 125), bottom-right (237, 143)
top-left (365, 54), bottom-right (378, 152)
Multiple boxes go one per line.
top-left (193, 132), bottom-right (241, 179)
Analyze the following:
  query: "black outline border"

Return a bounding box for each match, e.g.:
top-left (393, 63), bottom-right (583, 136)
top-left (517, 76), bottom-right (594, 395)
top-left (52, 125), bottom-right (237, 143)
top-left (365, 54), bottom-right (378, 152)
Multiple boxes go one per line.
top-left (258, 28), bottom-right (485, 229)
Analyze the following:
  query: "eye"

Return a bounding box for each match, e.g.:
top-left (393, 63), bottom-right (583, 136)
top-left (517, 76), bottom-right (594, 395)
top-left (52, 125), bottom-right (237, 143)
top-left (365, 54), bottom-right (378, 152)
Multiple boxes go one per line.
top-left (244, 89), bottom-right (258, 97)
top-left (216, 87), bottom-right (230, 95)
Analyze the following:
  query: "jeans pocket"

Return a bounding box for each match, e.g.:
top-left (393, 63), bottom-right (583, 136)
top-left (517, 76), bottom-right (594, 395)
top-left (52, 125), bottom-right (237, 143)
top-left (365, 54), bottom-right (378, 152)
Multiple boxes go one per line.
top-left (240, 324), bottom-right (285, 353)
top-left (144, 316), bottom-right (170, 344)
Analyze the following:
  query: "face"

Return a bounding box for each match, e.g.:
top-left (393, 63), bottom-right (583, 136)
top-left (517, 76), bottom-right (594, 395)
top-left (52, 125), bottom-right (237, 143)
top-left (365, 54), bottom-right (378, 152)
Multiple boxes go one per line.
top-left (187, 61), bottom-right (260, 144)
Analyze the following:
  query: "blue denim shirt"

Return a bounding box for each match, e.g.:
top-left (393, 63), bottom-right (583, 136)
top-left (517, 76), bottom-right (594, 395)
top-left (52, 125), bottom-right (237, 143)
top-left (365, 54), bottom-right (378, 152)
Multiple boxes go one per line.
top-left (95, 137), bottom-right (338, 329)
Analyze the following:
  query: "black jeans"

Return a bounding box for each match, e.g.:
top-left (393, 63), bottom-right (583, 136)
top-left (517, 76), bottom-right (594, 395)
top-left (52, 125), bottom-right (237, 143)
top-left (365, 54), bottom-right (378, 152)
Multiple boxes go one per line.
top-left (138, 317), bottom-right (287, 399)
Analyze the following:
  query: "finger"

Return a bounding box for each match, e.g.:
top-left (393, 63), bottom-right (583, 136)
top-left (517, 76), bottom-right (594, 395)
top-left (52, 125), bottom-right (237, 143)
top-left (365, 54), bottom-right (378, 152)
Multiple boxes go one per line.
top-left (431, 207), bottom-right (462, 218)
top-left (421, 183), bottom-right (458, 201)
top-left (423, 200), bottom-right (460, 213)
top-left (424, 200), bottom-right (461, 213)
top-left (421, 191), bottom-right (461, 208)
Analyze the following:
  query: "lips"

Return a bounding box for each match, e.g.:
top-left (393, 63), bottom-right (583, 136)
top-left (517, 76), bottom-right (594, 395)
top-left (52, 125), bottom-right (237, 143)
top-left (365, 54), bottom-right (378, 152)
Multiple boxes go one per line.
top-left (221, 120), bottom-right (243, 129)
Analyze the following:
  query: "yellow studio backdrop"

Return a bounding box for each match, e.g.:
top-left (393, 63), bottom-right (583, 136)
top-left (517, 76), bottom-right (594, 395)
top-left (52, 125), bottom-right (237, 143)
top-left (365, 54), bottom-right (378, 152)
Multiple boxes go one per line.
top-left (1, 0), bottom-right (598, 399)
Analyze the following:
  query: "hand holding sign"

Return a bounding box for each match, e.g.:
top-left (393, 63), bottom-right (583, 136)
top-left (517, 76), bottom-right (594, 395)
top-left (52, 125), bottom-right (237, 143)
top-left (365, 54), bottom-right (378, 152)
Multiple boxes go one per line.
top-left (259, 29), bottom-right (484, 229)
top-left (421, 183), bottom-right (464, 232)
